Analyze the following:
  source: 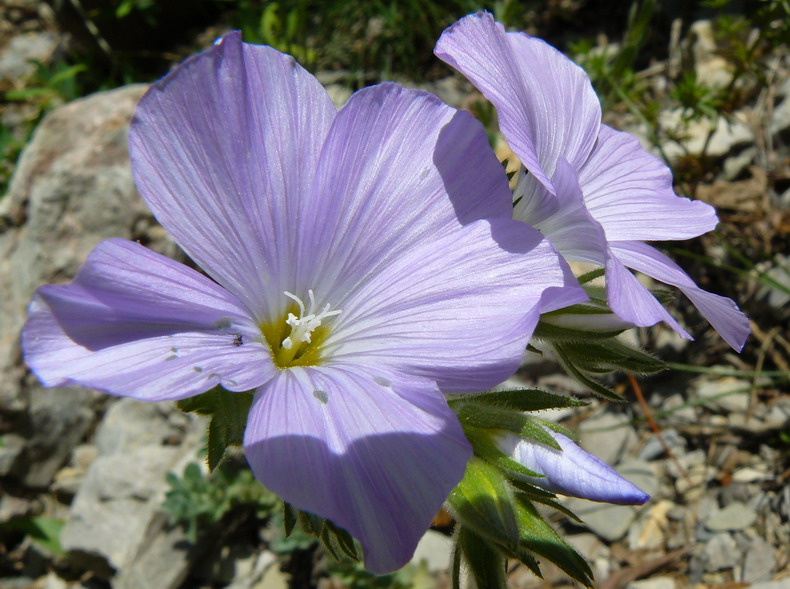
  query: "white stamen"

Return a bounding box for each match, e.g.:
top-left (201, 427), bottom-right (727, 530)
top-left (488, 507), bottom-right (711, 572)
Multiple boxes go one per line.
top-left (281, 289), bottom-right (341, 349)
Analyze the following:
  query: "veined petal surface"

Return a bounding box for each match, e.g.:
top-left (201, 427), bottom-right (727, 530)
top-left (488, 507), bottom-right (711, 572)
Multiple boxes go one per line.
top-left (129, 32), bottom-right (336, 318)
top-left (22, 239), bottom-right (273, 400)
top-left (611, 241), bottom-right (749, 351)
top-left (579, 125), bottom-right (718, 241)
top-left (501, 431), bottom-right (649, 505)
top-left (325, 217), bottom-right (586, 393)
top-left (605, 248), bottom-right (692, 340)
top-left (515, 158), bottom-right (608, 266)
top-left (435, 12), bottom-right (601, 192)
top-left (244, 366), bottom-right (471, 573)
top-left (296, 82), bottom-right (513, 298)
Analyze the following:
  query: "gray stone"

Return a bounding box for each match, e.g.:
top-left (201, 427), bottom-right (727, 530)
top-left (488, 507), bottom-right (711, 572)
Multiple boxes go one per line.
top-left (60, 445), bottom-right (184, 573)
top-left (94, 398), bottom-right (189, 456)
top-left (113, 514), bottom-right (201, 589)
top-left (224, 551), bottom-right (278, 589)
top-left (659, 108), bottom-right (752, 161)
top-left (577, 411), bottom-right (637, 465)
top-left (703, 532), bottom-right (740, 572)
top-left (705, 502), bottom-right (757, 532)
top-left (0, 433), bottom-right (26, 476)
top-left (60, 397), bottom-right (204, 580)
top-left (692, 377), bottom-right (750, 413)
top-left (638, 427), bottom-right (688, 461)
top-left (742, 535), bottom-right (776, 583)
top-left (565, 498), bottom-right (639, 543)
top-left (21, 385), bottom-right (97, 488)
top-left (723, 146), bottom-right (757, 180)
top-left (0, 32), bottom-right (59, 86)
top-left (755, 255), bottom-right (790, 309)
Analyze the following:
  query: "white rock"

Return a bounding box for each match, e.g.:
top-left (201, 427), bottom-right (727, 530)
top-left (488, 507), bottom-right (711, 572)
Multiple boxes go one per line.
top-left (705, 502), bottom-right (757, 532)
top-left (411, 530), bottom-right (453, 572)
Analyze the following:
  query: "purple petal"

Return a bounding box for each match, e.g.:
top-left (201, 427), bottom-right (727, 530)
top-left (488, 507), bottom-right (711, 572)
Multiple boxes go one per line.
top-left (244, 366), bottom-right (471, 573)
top-left (579, 125), bottom-right (718, 241)
top-left (325, 217), bottom-right (586, 393)
top-left (435, 12), bottom-right (601, 193)
top-left (500, 430), bottom-right (649, 505)
top-left (610, 241), bottom-right (750, 351)
top-left (129, 32), bottom-right (336, 318)
top-left (297, 82), bottom-right (513, 296)
top-left (515, 158), bottom-right (608, 266)
top-left (22, 239), bottom-right (273, 400)
top-left (605, 247), bottom-right (692, 340)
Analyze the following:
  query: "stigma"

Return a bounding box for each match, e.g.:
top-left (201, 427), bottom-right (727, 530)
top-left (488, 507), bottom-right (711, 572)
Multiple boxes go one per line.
top-left (281, 290), bottom-right (342, 350)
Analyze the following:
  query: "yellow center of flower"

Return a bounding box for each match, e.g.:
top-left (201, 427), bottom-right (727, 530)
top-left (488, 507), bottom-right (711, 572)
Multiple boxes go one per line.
top-left (260, 290), bottom-right (341, 369)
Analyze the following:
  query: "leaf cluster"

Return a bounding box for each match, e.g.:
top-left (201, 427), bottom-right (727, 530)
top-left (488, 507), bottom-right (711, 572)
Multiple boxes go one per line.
top-left (446, 389), bottom-right (594, 587)
top-left (536, 295), bottom-right (667, 401)
top-left (162, 460), bottom-right (277, 544)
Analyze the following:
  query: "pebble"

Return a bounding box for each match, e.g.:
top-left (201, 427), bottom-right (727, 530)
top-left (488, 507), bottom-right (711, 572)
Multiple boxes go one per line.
top-left (705, 502), bottom-right (758, 532)
top-left (742, 535), bottom-right (776, 583)
top-left (692, 377), bottom-right (751, 413)
top-left (577, 412), bottom-right (637, 465)
top-left (411, 530), bottom-right (453, 572)
top-left (703, 532), bottom-right (740, 572)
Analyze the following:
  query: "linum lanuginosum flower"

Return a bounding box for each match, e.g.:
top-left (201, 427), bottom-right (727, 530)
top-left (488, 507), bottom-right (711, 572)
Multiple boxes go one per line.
top-left (435, 13), bottom-right (750, 351)
top-left (21, 33), bottom-right (586, 573)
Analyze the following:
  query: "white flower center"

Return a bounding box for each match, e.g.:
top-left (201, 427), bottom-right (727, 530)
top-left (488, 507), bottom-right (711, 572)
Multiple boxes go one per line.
top-left (281, 289), bottom-right (342, 351)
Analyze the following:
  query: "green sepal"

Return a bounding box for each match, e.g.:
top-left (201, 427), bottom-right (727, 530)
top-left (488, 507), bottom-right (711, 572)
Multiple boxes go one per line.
top-left (455, 526), bottom-right (508, 589)
top-left (512, 498), bottom-right (593, 587)
top-left (450, 388), bottom-right (588, 412)
top-left (533, 418), bottom-right (576, 441)
top-left (451, 403), bottom-right (561, 450)
top-left (463, 426), bottom-right (546, 479)
top-left (448, 457), bottom-right (520, 546)
top-left (285, 504), bottom-right (361, 562)
top-left (510, 482), bottom-right (583, 523)
top-left (176, 387), bottom-right (254, 471)
top-left (534, 319), bottom-right (625, 341)
top-left (552, 344), bottom-right (624, 401)
top-left (282, 502), bottom-right (297, 538)
top-left (557, 340), bottom-right (667, 375)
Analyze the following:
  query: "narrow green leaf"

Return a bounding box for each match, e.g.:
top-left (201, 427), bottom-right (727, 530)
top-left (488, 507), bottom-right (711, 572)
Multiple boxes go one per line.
top-left (324, 520), bottom-right (361, 561)
top-left (456, 527), bottom-right (507, 589)
top-left (5, 517), bottom-right (65, 556)
top-left (452, 388), bottom-right (587, 412)
top-left (450, 539), bottom-right (462, 589)
top-left (520, 418), bottom-right (562, 450)
top-left (514, 498), bottom-right (593, 587)
top-left (453, 402), bottom-right (532, 435)
top-left (553, 343), bottom-right (624, 401)
top-left (510, 483), bottom-right (583, 523)
top-left (283, 502), bottom-right (297, 538)
top-left (206, 417), bottom-right (226, 472)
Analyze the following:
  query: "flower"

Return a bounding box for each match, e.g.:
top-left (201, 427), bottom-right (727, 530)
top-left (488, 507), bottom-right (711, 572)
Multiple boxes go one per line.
top-left (22, 33), bottom-right (585, 572)
top-left (497, 428), bottom-right (649, 505)
top-left (435, 13), bottom-right (750, 351)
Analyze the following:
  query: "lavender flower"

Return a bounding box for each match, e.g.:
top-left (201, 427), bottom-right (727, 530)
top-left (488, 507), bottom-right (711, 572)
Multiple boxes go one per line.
top-left (435, 13), bottom-right (750, 351)
top-left (497, 429), bottom-right (649, 505)
top-left (22, 33), bottom-right (585, 573)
